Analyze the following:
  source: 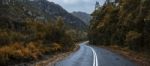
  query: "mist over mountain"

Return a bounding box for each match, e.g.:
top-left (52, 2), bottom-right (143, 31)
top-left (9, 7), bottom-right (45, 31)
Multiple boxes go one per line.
top-left (72, 11), bottom-right (91, 25)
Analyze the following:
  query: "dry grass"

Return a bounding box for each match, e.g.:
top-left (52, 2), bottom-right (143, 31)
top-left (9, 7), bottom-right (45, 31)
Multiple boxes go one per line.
top-left (50, 43), bottom-right (62, 52)
top-left (0, 42), bottom-right (63, 65)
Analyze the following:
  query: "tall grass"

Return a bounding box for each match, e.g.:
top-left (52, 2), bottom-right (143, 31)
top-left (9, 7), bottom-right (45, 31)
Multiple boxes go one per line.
top-left (0, 42), bottom-right (63, 65)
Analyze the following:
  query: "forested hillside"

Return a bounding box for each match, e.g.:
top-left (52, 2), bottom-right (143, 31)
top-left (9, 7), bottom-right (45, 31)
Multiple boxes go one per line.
top-left (0, 0), bottom-right (87, 65)
top-left (88, 0), bottom-right (150, 55)
top-left (0, 0), bottom-right (87, 30)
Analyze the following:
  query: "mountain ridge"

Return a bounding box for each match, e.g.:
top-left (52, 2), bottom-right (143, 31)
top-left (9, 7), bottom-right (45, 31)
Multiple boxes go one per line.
top-left (72, 11), bottom-right (91, 25)
top-left (0, 0), bottom-right (87, 30)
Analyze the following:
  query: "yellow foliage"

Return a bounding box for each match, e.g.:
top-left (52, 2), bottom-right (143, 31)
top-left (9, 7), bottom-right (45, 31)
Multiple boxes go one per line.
top-left (126, 31), bottom-right (141, 41)
top-left (50, 43), bottom-right (62, 51)
top-left (0, 42), bottom-right (53, 64)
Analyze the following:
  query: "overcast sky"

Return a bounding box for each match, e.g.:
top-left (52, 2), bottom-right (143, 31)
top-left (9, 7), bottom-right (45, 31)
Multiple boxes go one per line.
top-left (48, 0), bottom-right (106, 14)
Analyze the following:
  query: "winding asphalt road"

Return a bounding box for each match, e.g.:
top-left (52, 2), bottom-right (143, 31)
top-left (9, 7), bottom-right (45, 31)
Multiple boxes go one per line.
top-left (55, 41), bottom-right (136, 66)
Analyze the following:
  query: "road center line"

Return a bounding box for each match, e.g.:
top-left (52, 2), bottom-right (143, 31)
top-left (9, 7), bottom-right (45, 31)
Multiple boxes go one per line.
top-left (87, 46), bottom-right (98, 66)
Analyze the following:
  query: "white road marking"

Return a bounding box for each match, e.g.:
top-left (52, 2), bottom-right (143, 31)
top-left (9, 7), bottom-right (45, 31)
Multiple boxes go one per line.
top-left (86, 46), bottom-right (98, 66)
top-left (82, 41), bottom-right (98, 66)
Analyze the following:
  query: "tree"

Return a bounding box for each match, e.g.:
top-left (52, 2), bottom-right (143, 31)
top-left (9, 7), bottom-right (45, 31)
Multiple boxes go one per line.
top-left (95, 1), bottom-right (100, 10)
top-left (88, 0), bottom-right (150, 53)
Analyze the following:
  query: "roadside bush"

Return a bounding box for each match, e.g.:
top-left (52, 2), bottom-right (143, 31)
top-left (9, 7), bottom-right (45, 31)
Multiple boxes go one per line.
top-left (0, 42), bottom-right (45, 65)
top-left (0, 17), bottom-right (76, 65)
top-left (125, 31), bottom-right (142, 51)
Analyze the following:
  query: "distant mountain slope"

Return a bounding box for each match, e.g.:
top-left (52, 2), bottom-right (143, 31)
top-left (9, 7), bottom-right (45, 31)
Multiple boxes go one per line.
top-left (0, 0), bottom-right (87, 30)
top-left (72, 11), bottom-right (91, 25)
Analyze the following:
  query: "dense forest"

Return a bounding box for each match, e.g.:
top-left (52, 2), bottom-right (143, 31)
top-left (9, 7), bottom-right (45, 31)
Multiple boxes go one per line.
top-left (0, 16), bottom-right (78, 65)
top-left (88, 0), bottom-right (150, 55)
top-left (0, 0), bottom-right (87, 65)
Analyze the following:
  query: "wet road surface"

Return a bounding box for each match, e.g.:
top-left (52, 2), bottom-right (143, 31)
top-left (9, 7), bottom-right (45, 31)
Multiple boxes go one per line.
top-left (55, 42), bottom-right (136, 66)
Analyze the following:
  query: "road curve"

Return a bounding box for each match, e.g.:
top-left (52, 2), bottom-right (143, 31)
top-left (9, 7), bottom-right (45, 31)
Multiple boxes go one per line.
top-left (54, 42), bottom-right (136, 66)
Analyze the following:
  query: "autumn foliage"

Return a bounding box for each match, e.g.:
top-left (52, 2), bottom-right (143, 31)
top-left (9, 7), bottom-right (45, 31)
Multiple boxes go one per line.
top-left (88, 0), bottom-right (150, 54)
top-left (0, 17), bottom-right (76, 65)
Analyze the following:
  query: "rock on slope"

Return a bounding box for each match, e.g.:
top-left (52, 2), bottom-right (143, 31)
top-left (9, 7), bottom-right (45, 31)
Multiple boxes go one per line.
top-left (0, 0), bottom-right (87, 30)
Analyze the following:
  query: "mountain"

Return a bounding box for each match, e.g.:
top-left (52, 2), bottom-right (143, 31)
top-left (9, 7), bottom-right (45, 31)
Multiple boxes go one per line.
top-left (0, 0), bottom-right (87, 65)
top-left (72, 11), bottom-right (91, 25)
top-left (0, 0), bottom-right (87, 30)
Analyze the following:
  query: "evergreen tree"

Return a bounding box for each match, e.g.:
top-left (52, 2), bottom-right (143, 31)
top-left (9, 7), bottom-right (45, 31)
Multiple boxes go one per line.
top-left (88, 0), bottom-right (150, 53)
